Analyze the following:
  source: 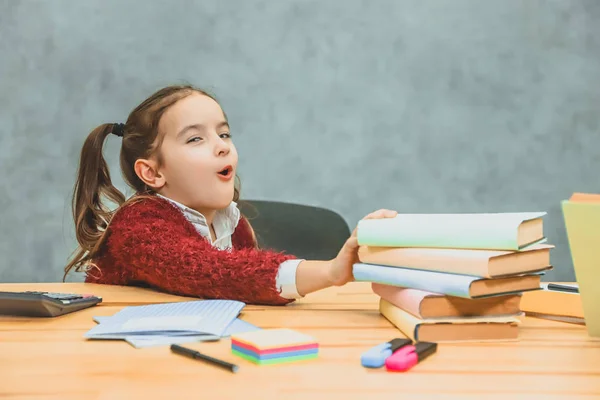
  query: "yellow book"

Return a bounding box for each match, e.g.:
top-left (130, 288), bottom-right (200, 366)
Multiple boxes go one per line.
top-left (562, 193), bottom-right (600, 338)
top-left (379, 298), bottom-right (521, 343)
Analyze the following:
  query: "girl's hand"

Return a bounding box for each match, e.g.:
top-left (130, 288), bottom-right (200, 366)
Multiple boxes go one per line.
top-left (328, 209), bottom-right (398, 286)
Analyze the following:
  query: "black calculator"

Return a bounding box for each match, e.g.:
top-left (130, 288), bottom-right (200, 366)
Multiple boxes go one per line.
top-left (0, 291), bottom-right (102, 317)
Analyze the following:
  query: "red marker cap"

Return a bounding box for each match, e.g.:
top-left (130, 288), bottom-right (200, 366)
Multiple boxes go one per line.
top-left (385, 341), bottom-right (437, 372)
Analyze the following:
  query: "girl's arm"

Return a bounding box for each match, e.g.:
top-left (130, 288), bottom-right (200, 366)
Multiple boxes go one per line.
top-left (294, 260), bottom-right (334, 296)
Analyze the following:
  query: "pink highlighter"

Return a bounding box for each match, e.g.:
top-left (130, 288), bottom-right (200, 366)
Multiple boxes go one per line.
top-left (385, 341), bottom-right (437, 372)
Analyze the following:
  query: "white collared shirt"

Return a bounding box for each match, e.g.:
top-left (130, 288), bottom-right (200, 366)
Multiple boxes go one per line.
top-left (157, 194), bottom-right (304, 299)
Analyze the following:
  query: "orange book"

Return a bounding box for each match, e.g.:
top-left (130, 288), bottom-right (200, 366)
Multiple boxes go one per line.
top-left (521, 284), bottom-right (584, 318)
top-left (358, 244), bottom-right (552, 278)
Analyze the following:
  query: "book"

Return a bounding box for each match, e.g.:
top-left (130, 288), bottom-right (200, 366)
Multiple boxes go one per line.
top-left (520, 283), bottom-right (584, 319)
top-left (357, 212), bottom-right (546, 250)
top-left (379, 298), bottom-right (521, 342)
top-left (372, 283), bottom-right (522, 319)
top-left (358, 244), bottom-right (553, 278)
top-left (562, 192), bottom-right (600, 338)
top-left (353, 263), bottom-right (544, 298)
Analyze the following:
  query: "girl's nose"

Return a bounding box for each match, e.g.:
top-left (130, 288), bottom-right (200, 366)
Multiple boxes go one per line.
top-left (215, 137), bottom-right (230, 156)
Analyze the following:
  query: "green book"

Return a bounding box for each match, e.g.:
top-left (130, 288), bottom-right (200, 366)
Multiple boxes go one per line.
top-left (357, 212), bottom-right (546, 250)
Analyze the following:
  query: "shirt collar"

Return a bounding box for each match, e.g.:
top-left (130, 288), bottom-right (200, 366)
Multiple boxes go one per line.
top-left (156, 194), bottom-right (241, 245)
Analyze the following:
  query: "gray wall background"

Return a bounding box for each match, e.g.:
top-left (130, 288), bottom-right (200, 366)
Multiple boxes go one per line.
top-left (1, 0), bottom-right (599, 283)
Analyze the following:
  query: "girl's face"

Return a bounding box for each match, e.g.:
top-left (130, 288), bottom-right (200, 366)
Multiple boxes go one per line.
top-left (155, 93), bottom-right (238, 213)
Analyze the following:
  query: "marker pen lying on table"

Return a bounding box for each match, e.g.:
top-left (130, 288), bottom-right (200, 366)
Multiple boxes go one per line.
top-left (385, 341), bottom-right (437, 372)
top-left (361, 338), bottom-right (412, 368)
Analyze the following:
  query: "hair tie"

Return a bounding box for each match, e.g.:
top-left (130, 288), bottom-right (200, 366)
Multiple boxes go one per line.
top-left (112, 123), bottom-right (125, 138)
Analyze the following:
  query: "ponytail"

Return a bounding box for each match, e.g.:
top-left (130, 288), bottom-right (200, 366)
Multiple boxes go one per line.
top-left (64, 123), bottom-right (126, 280)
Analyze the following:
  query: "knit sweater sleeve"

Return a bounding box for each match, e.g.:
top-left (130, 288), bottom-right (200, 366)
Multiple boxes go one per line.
top-left (104, 198), bottom-right (297, 306)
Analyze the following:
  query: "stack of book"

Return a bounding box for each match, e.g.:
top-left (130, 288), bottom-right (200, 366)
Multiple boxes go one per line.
top-left (352, 212), bottom-right (553, 342)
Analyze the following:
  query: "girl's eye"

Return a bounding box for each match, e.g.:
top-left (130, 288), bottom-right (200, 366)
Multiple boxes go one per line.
top-left (220, 132), bottom-right (231, 139)
top-left (187, 136), bottom-right (202, 143)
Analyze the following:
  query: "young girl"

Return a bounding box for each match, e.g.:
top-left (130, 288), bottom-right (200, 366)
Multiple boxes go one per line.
top-left (65, 85), bottom-right (397, 305)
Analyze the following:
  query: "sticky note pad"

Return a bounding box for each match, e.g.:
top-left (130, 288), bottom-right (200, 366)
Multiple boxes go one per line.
top-left (232, 348), bottom-right (318, 365)
top-left (230, 328), bottom-right (318, 365)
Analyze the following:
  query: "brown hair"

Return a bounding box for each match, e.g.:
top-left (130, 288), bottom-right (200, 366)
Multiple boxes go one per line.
top-left (64, 85), bottom-right (242, 280)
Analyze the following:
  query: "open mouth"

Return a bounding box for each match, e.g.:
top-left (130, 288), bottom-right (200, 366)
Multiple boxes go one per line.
top-left (217, 165), bottom-right (233, 178)
top-left (218, 165), bottom-right (232, 176)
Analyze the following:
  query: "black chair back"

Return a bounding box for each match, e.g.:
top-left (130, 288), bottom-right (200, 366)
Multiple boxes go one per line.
top-left (237, 200), bottom-right (351, 260)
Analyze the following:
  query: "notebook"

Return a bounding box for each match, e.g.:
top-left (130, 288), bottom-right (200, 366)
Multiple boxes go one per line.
top-left (92, 316), bottom-right (260, 348)
top-left (562, 193), bottom-right (600, 337)
top-left (84, 299), bottom-right (245, 339)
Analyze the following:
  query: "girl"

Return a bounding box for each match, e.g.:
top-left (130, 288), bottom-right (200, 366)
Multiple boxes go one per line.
top-left (65, 85), bottom-right (397, 305)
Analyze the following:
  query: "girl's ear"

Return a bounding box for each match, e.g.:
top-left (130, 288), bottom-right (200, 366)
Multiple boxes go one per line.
top-left (134, 158), bottom-right (166, 190)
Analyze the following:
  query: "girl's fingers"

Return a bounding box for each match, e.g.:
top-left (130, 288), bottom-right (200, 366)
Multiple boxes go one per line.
top-left (353, 209), bottom-right (398, 240)
top-left (346, 236), bottom-right (358, 249)
top-left (363, 209), bottom-right (398, 220)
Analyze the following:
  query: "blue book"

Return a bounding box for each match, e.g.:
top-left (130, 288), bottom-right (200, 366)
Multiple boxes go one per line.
top-left (353, 263), bottom-right (543, 298)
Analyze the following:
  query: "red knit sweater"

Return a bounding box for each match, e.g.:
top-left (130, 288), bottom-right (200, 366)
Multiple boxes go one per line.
top-left (85, 196), bottom-right (297, 305)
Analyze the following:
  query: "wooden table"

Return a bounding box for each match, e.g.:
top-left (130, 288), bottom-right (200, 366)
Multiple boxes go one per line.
top-left (1, 282), bottom-right (599, 399)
